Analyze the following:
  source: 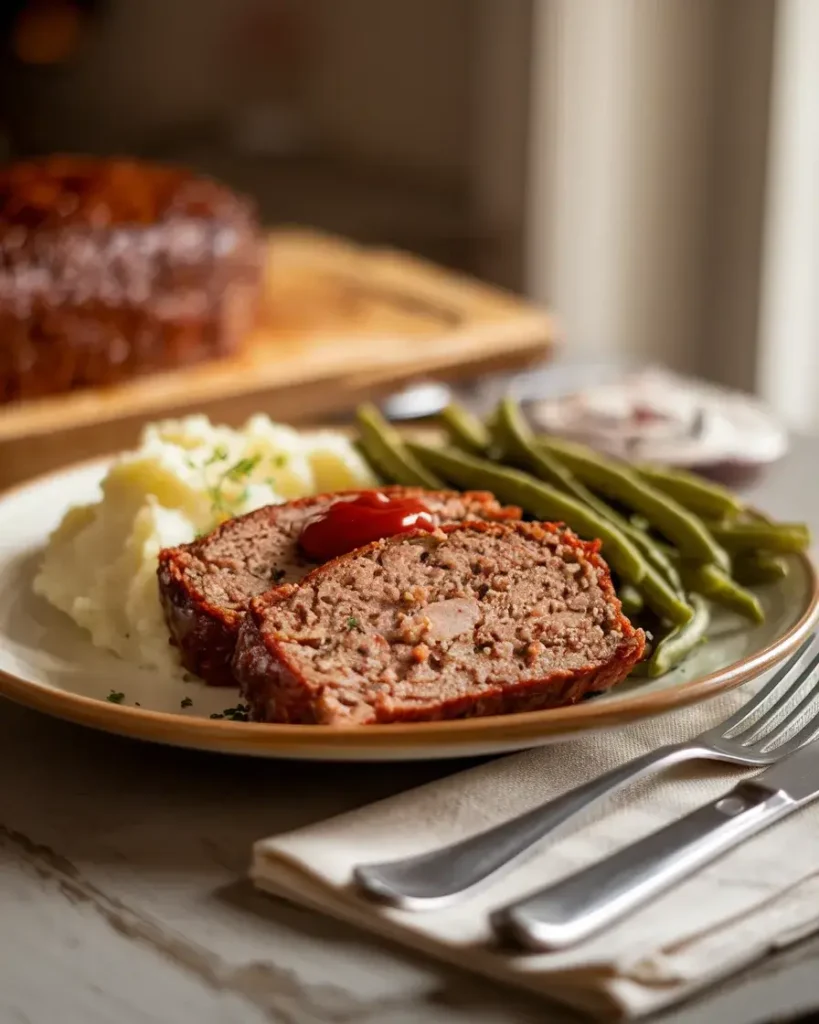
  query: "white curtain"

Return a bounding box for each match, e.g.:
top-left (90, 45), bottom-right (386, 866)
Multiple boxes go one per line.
top-left (522, 0), bottom-right (819, 430)
top-left (757, 0), bottom-right (819, 430)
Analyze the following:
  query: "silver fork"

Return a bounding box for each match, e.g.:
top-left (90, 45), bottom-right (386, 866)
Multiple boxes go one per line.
top-left (354, 634), bottom-right (819, 910)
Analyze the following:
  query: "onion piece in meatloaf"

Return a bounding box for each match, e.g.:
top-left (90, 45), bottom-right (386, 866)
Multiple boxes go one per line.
top-left (158, 488), bottom-right (520, 685)
top-left (233, 521), bottom-right (646, 725)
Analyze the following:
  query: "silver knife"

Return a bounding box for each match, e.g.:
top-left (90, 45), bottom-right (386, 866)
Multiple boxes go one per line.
top-left (491, 739), bottom-right (819, 952)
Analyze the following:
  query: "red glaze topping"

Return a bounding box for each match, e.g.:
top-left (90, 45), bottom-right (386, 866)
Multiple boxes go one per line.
top-left (299, 491), bottom-right (435, 562)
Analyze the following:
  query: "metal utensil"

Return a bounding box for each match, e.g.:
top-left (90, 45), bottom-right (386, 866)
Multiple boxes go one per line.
top-left (354, 635), bottom-right (819, 909)
top-left (381, 382), bottom-right (453, 421)
top-left (494, 719), bottom-right (819, 951)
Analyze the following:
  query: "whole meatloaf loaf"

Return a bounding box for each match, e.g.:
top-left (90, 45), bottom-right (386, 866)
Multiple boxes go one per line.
top-left (0, 155), bottom-right (263, 402)
top-left (233, 520), bottom-right (646, 725)
top-left (158, 488), bottom-right (520, 686)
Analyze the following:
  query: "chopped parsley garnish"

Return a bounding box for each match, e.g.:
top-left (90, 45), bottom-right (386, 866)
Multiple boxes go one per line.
top-left (206, 453), bottom-right (262, 520)
top-left (205, 445), bottom-right (229, 466)
top-left (180, 697), bottom-right (193, 709)
top-left (106, 690), bottom-right (125, 704)
top-left (347, 616), bottom-right (360, 630)
top-left (207, 704), bottom-right (251, 722)
top-left (273, 454), bottom-right (288, 468)
top-left (273, 568), bottom-right (286, 582)
top-left (226, 455), bottom-right (262, 480)
top-left (221, 703), bottom-right (251, 721)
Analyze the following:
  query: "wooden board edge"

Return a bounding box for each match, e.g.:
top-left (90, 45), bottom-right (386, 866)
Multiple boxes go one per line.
top-left (0, 227), bottom-right (560, 444)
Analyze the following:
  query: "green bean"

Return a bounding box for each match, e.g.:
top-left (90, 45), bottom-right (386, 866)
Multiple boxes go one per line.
top-left (540, 436), bottom-right (730, 569)
top-left (639, 564), bottom-right (693, 624)
top-left (438, 403), bottom-right (492, 456)
top-left (355, 404), bottom-right (444, 489)
top-left (494, 398), bottom-right (642, 522)
top-left (619, 584), bottom-right (644, 617)
top-left (646, 595), bottom-right (710, 677)
top-left (709, 522), bottom-right (810, 555)
top-left (628, 530), bottom-right (685, 595)
top-left (700, 517), bottom-right (734, 531)
top-left (652, 537), bottom-right (761, 620)
top-left (493, 398), bottom-right (684, 594)
top-left (733, 553), bottom-right (789, 586)
top-left (636, 464), bottom-right (744, 520)
top-left (679, 562), bottom-right (764, 624)
top-left (493, 397), bottom-right (602, 503)
top-left (352, 440), bottom-right (385, 484)
top-left (405, 442), bottom-right (647, 583)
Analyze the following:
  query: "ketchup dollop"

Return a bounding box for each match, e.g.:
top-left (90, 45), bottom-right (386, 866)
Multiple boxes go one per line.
top-left (298, 491), bottom-right (435, 562)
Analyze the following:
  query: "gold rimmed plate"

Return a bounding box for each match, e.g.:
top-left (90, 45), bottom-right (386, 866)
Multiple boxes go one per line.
top-left (0, 458), bottom-right (817, 760)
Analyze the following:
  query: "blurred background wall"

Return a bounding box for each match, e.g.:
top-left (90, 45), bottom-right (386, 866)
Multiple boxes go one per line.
top-left (527, 0), bottom-right (775, 389)
top-left (0, 0), bottom-right (816, 427)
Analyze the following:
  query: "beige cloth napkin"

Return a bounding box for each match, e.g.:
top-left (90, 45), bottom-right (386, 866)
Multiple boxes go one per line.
top-left (252, 680), bottom-right (819, 1020)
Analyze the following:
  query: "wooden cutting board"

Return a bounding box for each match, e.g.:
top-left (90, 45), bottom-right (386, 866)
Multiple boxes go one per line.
top-left (0, 228), bottom-right (557, 488)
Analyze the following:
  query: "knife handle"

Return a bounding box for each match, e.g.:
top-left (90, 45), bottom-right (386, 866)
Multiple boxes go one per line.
top-left (492, 780), bottom-right (795, 952)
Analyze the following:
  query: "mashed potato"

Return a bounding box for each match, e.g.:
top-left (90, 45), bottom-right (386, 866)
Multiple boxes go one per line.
top-left (34, 415), bottom-right (378, 676)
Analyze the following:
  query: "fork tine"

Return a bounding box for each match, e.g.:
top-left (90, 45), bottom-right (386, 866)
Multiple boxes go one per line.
top-left (739, 646), bottom-right (819, 746)
top-left (718, 635), bottom-right (818, 738)
top-left (752, 651), bottom-right (819, 750)
top-left (755, 676), bottom-right (819, 749)
top-left (768, 702), bottom-right (819, 757)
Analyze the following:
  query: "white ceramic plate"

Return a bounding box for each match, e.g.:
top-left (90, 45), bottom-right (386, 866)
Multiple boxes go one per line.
top-left (0, 459), bottom-right (816, 760)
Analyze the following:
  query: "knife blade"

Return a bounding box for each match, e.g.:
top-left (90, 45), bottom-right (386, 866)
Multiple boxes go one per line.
top-left (750, 737), bottom-right (819, 801)
top-left (492, 739), bottom-right (819, 952)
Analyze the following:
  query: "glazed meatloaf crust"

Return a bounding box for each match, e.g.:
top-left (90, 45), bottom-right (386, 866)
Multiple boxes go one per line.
top-left (0, 155), bottom-right (263, 402)
top-left (233, 520), bottom-right (646, 725)
top-left (158, 488), bottom-right (521, 686)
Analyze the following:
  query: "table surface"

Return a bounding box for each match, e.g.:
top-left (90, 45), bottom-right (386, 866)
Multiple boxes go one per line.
top-left (2, 435), bottom-right (819, 1024)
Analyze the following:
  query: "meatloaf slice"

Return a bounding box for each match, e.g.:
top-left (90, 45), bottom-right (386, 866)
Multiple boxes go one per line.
top-left (233, 521), bottom-right (646, 725)
top-left (158, 488), bottom-right (520, 686)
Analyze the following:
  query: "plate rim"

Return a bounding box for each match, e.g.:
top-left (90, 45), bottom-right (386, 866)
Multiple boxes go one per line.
top-left (1, 456), bottom-right (817, 757)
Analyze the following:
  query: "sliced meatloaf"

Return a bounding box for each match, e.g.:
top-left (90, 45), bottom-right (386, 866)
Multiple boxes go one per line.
top-left (233, 520), bottom-right (646, 725)
top-left (158, 488), bottom-right (520, 685)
